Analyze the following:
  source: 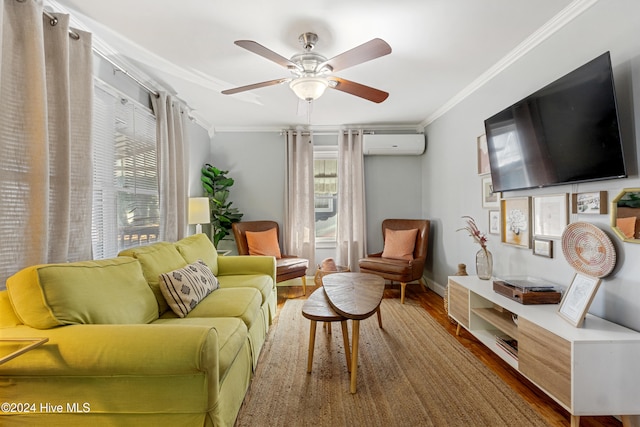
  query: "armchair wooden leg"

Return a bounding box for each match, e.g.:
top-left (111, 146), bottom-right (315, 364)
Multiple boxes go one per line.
top-left (400, 282), bottom-right (407, 304)
top-left (301, 275), bottom-right (307, 296)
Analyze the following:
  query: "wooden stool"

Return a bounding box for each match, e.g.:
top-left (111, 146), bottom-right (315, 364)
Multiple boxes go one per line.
top-left (301, 287), bottom-right (351, 373)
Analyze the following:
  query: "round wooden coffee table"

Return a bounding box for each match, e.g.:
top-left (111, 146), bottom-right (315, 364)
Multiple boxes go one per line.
top-left (322, 272), bottom-right (385, 393)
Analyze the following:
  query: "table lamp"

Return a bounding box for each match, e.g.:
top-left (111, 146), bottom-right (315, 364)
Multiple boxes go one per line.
top-left (188, 197), bottom-right (210, 234)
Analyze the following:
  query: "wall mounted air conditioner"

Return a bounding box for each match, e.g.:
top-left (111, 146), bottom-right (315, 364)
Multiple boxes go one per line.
top-left (362, 134), bottom-right (425, 156)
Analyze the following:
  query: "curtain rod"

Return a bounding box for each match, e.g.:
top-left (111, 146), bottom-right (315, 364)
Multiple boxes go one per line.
top-left (39, 5), bottom-right (160, 98)
top-left (92, 49), bottom-right (160, 98)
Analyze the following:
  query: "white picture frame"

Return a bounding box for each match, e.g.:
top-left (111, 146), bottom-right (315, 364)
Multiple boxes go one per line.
top-left (488, 210), bottom-right (500, 235)
top-left (481, 176), bottom-right (499, 209)
top-left (557, 273), bottom-right (602, 327)
top-left (533, 194), bottom-right (569, 239)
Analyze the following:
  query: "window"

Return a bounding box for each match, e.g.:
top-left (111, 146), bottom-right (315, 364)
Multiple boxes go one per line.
top-left (91, 81), bottom-right (159, 259)
top-left (314, 148), bottom-right (338, 245)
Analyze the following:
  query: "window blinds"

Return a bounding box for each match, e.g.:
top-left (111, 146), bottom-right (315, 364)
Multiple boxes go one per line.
top-left (91, 81), bottom-right (159, 259)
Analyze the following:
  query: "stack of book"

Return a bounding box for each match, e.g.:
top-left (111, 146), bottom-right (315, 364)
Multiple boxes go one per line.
top-left (495, 335), bottom-right (518, 360)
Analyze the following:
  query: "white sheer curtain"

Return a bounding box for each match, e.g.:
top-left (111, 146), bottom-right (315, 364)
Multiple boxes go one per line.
top-left (152, 92), bottom-right (189, 242)
top-left (0, 1), bottom-right (93, 287)
top-left (284, 130), bottom-right (315, 269)
top-left (336, 130), bottom-right (367, 270)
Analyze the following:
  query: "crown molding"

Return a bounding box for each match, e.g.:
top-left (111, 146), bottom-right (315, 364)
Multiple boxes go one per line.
top-left (419, 0), bottom-right (600, 130)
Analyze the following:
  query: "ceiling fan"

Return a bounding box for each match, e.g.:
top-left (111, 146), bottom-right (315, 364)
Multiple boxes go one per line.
top-left (222, 32), bottom-right (391, 103)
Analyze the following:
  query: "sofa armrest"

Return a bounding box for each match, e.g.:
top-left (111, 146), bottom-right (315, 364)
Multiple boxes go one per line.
top-left (217, 255), bottom-right (277, 284)
top-left (0, 323), bottom-right (218, 381)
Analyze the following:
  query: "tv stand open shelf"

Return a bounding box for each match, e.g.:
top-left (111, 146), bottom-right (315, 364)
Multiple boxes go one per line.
top-left (448, 275), bottom-right (640, 427)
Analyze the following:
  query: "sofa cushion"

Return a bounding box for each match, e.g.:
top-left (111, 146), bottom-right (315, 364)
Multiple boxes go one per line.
top-left (175, 233), bottom-right (219, 275)
top-left (217, 274), bottom-right (273, 305)
top-left (6, 257), bottom-right (158, 329)
top-left (382, 228), bottom-right (418, 260)
top-left (245, 228), bottom-right (281, 258)
top-left (119, 242), bottom-right (187, 314)
top-left (159, 260), bottom-right (220, 318)
top-left (160, 287), bottom-right (262, 329)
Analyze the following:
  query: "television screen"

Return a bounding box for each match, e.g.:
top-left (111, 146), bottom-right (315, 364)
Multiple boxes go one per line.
top-left (484, 52), bottom-right (626, 192)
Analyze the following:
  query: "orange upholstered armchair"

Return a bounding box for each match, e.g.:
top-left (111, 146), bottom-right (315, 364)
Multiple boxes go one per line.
top-left (232, 221), bottom-right (309, 294)
top-left (358, 219), bottom-right (430, 304)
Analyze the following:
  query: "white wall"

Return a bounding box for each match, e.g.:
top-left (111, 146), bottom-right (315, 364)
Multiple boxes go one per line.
top-left (422, 0), bottom-right (640, 331)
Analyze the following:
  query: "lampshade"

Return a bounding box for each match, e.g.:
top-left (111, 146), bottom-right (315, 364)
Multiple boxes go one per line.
top-left (289, 77), bottom-right (329, 101)
top-left (188, 197), bottom-right (210, 234)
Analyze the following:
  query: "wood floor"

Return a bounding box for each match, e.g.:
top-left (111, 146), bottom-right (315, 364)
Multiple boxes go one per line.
top-left (277, 281), bottom-right (622, 427)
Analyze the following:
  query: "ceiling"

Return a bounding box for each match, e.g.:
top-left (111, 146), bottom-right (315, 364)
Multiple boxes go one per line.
top-left (49, 0), bottom-right (579, 132)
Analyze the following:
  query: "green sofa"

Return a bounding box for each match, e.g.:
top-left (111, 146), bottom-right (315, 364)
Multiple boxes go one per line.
top-left (0, 233), bottom-right (277, 426)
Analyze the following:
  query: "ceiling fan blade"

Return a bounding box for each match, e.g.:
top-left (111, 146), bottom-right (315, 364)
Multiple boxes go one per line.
top-left (319, 38), bottom-right (391, 72)
top-left (221, 78), bottom-right (291, 95)
top-left (234, 40), bottom-right (302, 71)
top-left (329, 77), bottom-right (389, 103)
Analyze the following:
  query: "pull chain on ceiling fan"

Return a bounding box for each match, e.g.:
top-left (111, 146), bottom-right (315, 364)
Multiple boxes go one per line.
top-left (222, 32), bottom-right (391, 103)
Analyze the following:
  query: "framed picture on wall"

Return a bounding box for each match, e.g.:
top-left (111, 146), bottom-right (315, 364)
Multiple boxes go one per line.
top-left (532, 238), bottom-right (553, 258)
top-left (500, 197), bottom-right (531, 249)
top-left (477, 134), bottom-right (490, 175)
top-left (571, 191), bottom-right (608, 214)
top-left (488, 210), bottom-right (500, 235)
top-left (481, 176), bottom-right (499, 209)
top-left (533, 194), bottom-right (569, 238)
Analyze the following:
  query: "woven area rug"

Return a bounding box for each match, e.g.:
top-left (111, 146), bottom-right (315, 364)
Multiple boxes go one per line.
top-left (235, 298), bottom-right (550, 427)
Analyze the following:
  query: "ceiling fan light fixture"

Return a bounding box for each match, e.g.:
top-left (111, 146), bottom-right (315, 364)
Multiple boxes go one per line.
top-left (289, 77), bottom-right (329, 101)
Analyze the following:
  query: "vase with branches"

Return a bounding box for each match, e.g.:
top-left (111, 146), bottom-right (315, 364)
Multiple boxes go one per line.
top-left (201, 164), bottom-right (243, 247)
top-left (457, 216), bottom-right (492, 280)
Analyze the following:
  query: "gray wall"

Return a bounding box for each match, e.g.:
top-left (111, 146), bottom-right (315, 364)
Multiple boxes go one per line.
top-left (364, 155), bottom-right (424, 254)
top-left (209, 131), bottom-right (425, 261)
top-left (422, 0), bottom-right (640, 331)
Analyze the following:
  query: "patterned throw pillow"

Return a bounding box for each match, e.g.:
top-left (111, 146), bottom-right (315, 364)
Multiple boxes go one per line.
top-left (159, 260), bottom-right (219, 318)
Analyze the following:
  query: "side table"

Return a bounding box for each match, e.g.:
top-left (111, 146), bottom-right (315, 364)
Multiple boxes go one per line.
top-left (323, 272), bottom-right (385, 393)
top-left (301, 287), bottom-right (351, 374)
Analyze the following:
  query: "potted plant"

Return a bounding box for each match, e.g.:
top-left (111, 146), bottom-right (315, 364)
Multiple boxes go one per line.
top-left (201, 164), bottom-right (243, 247)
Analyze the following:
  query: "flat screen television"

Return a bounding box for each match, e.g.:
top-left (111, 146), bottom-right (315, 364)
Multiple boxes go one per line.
top-left (484, 51), bottom-right (626, 192)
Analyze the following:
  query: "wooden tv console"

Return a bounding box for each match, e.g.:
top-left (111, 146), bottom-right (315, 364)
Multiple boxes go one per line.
top-left (447, 275), bottom-right (640, 427)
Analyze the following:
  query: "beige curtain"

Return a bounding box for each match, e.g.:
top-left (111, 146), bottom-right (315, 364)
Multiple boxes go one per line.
top-left (152, 92), bottom-right (189, 242)
top-left (284, 130), bottom-right (315, 269)
top-left (336, 130), bottom-right (367, 271)
top-left (0, 0), bottom-right (93, 287)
